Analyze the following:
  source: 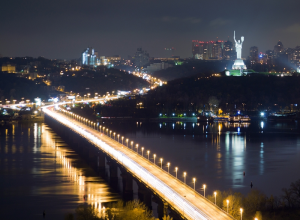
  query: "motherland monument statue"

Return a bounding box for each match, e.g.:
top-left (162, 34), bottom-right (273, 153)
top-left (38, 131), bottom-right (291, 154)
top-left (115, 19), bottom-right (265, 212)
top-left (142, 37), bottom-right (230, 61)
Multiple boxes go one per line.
top-left (232, 30), bottom-right (247, 70)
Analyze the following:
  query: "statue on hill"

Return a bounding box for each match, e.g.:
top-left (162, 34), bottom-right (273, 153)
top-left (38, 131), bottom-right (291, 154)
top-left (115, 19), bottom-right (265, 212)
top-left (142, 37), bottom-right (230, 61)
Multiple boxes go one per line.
top-left (234, 30), bottom-right (244, 59)
top-left (232, 30), bottom-right (247, 71)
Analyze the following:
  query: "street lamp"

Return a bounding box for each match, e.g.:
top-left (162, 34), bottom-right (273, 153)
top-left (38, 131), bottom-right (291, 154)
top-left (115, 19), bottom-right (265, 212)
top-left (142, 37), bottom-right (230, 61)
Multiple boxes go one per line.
top-left (193, 178), bottom-right (196, 191)
top-left (99, 125), bottom-right (102, 132)
top-left (153, 154), bottom-right (156, 165)
top-left (226, 200), bottom-right (229, 213)
top-left (121, 136), bottom-right (124, 145)
top-left (141, 147), bottom-right (144, 157)
top-left (106, 128), bottom-right (108, 135)
top-left (175, 167), bottom-right (178, 179)
top-left (167, 162), bottom-right (170, 173)
top-left (126, 139), bottom-right (129, 147)
top-left (147, 150), bottom-right (150, 160)
top-left (214, 192), bottom-right (217, 205)
top-left (113, 132), bottom-right (116, 139)
top-left (183, 172), bottom-right (187, 184)
top-left (240, 208), bottom-right (243, 220)
top-left (160, 158), bottom-right (163, 169)
top-left (131, 141), bottom-right (133, 150)
top-left (136, 144), bottom-right (139, 153)
top-left (117, 134), bottom-right (120, 142)
top-left (203, 184), bottom-right (206, 197)
top-left (110, 130), bottom-right (112, 137)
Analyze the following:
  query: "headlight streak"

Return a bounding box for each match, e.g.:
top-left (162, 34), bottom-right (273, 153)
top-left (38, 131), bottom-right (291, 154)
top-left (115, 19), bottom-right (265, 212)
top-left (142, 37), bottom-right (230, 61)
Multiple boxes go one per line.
top-left (44, 108), bottom-right (225, 220)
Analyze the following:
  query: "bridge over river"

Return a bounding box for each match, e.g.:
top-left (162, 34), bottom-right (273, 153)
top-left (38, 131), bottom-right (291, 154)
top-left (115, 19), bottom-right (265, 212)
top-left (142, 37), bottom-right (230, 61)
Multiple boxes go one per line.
top-left (43, 105), bottom-right (235, 220)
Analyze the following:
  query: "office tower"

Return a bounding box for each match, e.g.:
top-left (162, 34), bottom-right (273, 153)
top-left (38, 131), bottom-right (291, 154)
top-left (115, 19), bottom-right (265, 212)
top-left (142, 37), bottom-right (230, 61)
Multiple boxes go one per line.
top-left (82, 47), bottom-right (97, 66)
top-left (133, 48), bottom-right (150, 68)
top-left (249, 46), bottom-right (259, 64)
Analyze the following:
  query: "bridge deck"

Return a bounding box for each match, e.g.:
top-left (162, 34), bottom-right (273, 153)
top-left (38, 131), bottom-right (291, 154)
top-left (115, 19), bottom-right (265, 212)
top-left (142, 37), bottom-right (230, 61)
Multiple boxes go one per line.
top-left (44, 108), bottom-right (235, 220)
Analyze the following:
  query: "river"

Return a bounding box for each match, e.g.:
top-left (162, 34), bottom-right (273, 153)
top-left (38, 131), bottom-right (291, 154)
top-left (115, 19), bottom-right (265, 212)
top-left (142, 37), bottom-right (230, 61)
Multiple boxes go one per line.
top-left (106, 119), bottom-right (300, 197)
top-left (0, 122), bottom-right (118, 220)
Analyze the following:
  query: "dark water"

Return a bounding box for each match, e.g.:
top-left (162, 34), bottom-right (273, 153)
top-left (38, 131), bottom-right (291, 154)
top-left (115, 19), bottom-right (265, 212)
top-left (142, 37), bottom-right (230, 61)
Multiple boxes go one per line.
top-left (106, 120), bottom-right (300, 197)
top-left (0, 123), bottom-right (118, 220)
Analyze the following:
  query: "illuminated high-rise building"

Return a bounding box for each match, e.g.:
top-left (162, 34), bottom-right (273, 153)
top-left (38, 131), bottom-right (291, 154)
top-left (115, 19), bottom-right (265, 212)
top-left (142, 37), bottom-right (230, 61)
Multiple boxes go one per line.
top-left (274, 41), bottom-right (284, 58)
top-left (249, 46), bottom-right (258, 64)
top-left (81, 47), bottom-right (97, 66)
top-left (192, 40), bottom-right (199, 59)
top-left (133, 48), bottom-right (150, 69)
top-left (223, 40), bottom-right (234, 60)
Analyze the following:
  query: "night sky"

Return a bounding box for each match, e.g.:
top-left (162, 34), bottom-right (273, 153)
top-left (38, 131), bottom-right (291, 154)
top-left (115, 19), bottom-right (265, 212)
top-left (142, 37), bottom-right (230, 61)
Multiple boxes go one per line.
top-left (0, 0), bottom-right (299, 60)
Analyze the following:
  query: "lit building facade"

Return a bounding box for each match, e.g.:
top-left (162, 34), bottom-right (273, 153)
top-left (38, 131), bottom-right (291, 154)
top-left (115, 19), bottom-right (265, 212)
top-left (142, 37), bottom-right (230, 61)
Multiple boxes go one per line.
top-left (249, 46), bottom-right (259, 64)
top-left (192, 40), bottom-right (224, 60)
top-left (82, 47), bottom-right (97, 66)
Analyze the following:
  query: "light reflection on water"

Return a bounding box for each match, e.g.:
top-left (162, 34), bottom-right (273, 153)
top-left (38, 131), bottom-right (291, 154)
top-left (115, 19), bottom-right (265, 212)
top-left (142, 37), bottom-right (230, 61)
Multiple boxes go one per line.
top-left (108, 120), bottom-right (300, 196)
top-left (0, 123), bottom-right (117, 220)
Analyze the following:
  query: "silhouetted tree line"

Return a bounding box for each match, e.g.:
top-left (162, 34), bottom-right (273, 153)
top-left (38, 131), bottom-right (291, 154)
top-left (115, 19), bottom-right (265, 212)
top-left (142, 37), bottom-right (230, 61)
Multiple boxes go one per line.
top-left (145, 74), bottom-right (300, 114)
top-left (65, 200), bottom-right (173, 220)
top-left (152, 60), bottom-right (232, 81)
top-left (59, 68), bottom-right (149, 95)
top-left (0, 72), bottom-right (48, 101)
top-left (206, 179), bottom-right (300, 220)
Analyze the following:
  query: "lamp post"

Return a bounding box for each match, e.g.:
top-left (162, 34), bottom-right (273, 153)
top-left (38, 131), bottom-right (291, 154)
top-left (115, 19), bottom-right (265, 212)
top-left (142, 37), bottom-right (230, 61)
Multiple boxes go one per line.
top-left (203, 184), bottom-right (206, 197)
top-left (160, 158), bottom-right (163, 169)
top-left (121, 136), bottom-right (124, 145)
top-left (214, 192), bottom-right (217, 205)
top-left (141, 147), bottom-right (144, 157)
top-left (153, 154), bottom-right (156, 165)
top-left (147, 151), bottom-right (150, 160)
top-left (167, 162), bottom-right (170, 173)
top-left (131, 141), bottom-right (133, 150)
top-left (99, 125), bottom-right (102, 132)
top-left (240, 208), bottom-right (243, 220)
top-left (117, 134), bottom-right (120, 142)
top-left (126, 139), bottom-right (129, 147)
top-left (226, 200), bottom-right (229, 213)
top-left (184, 172), bottom-right (186, 184)
top-left (113, 132), bottom-right (116, 140)
top-left (110, 130), bottom-right (112, 138)
top-left (136, 144), bottom-right (139, 153)
top-left (193, 178), bottom-right (196, 191)
top-left (175, 167), bottom-right (178, 179)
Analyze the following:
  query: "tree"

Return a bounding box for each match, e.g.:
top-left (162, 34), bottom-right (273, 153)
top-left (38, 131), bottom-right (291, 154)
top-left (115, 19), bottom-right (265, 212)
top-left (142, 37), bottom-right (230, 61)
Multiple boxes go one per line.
top-left (222, 193), bottom-right (243, 219)
top-left (162, 215), bottom-right (173, 220)
top-left (290, 179), bottom-right (300, 207)
top-left (64, 213), bottom-right (74, 220)
top-left (76, 204), bottom-right (100, 220)
top-left (102, 200), bottom-right (157, 220)
top-left (243, 189), bottom-right (266, 217)
top-left (281, 188), bottom-right (295, 208)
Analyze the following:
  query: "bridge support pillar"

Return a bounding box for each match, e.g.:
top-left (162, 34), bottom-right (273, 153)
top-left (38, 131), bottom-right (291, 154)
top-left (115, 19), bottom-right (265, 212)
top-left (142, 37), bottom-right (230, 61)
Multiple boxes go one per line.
top-left (137, 182), bottom-right (152, 210)
top-left (88, 147), bottom-right (98, 170)
top-left (107, 159), bottom-right (119, 191)
top-left (120, 168), bottom-right (133, 201)
top-left (168, 208), bottom-right (183, 220)
top-left (153, 195), bottom-right (165, 219)
top-left (97, 151), bottom-right (106, 177)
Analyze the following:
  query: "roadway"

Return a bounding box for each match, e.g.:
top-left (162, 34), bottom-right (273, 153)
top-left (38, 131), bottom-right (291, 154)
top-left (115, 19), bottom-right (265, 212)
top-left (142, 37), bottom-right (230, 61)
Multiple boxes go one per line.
top-left (43, 106), bottom-right (235, 220)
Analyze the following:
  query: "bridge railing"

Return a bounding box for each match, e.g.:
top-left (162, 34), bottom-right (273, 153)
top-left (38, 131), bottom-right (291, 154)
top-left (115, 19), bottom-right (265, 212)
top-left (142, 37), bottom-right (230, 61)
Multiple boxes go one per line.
top-left (101, 128), bottom-right (236, 220)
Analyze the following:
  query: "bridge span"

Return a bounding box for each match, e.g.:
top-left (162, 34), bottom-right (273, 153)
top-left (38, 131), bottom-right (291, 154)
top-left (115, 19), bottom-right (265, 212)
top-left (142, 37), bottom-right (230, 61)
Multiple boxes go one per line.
top-left (43, 106), bottom-right (235, 220)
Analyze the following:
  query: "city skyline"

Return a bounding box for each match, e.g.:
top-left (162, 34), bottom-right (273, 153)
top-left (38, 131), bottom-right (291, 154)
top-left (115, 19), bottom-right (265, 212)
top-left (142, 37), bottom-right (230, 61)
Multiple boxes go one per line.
top-left (0, 0), bottom-right (299, 59)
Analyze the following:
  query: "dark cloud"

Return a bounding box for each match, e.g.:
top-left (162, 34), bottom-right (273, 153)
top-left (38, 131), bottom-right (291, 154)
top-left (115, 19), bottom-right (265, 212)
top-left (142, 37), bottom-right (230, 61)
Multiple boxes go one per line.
top-left (0, 0), bottom-right (299, 59)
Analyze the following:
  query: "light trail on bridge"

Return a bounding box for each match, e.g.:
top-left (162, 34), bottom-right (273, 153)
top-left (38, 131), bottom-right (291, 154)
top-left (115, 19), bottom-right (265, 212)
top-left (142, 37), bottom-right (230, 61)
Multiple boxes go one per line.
top-left (43, 106), bottom-right (235, 220)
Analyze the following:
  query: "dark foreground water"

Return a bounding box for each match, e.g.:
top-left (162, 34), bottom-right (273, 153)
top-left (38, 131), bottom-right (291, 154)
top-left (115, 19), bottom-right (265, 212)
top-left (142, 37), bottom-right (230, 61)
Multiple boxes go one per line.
top-left (106, 120), bottom-right (300, 197)
top-left (0, 123), bottom-right (118, 220)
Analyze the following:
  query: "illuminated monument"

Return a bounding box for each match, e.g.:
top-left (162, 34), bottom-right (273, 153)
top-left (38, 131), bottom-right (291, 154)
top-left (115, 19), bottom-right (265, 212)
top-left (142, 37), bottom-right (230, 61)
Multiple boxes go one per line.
top-left (232, 31), bottom-right (247, 70)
